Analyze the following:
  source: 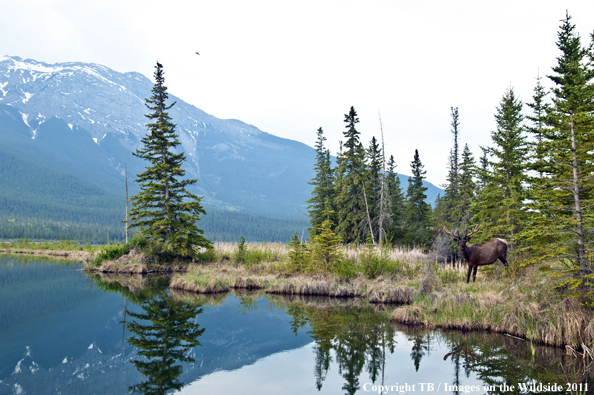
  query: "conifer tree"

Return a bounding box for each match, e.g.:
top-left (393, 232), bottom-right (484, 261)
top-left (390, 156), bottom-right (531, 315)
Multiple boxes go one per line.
top-left (335, 106), bottom-right (368, 244)
top-left (129, 62), bottom-right (211, 258)
top-left (525, 73), bottom-right (550, 179)
top-left (386, 155), bottom-right (405, 242)
top-left (475, 149), bottom-right (490, 197)
top-left (311, 204), bottom-right (343, 272)
top-left (525, 13), bottom-right (594, 274)
top-left (404, 150), bottom-right (431, 246)
top-left (307, 127), bottom-right (336, 235)
top-left (444, 108), bottom-right (461, 219)
top-left (473, 87), bottom-right (528, 249)
top-left (434, 107), bottom-right (463, 230)
top-left (455, 144), bottom-right (476, 223)
top-left (366, 136), bottom-right (383, 240)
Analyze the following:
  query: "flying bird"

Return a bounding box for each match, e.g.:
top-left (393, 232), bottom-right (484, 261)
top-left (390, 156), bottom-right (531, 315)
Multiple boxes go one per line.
top-left (195, 52), bottom-right (200, 55)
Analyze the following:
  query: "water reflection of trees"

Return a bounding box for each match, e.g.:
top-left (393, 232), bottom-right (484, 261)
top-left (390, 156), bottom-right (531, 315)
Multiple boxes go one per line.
top-left (89, 277), bottom-right (592, 395)
top-left (274, 295), bottom-right (591, 395)
top-left (126, 291), bottom-right (205, 394)
top-left (90, 275), bottom-right (205, 395)
top-left (396, 324), bottom-right (592, 395)
top-left (273, 296), bottom-right (396, 394)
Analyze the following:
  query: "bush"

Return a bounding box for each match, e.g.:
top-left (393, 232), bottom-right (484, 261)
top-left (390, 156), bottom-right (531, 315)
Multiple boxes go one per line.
top-left (92, 235), bottom-right (154, 266)
top-left (288, 232), bottom-right (310, 272)
top-left (333, 257), bottom-right (358, 279)
top-left (196, 248), bottom-right (217, 262)
top-left (234, 236), bottom-right (247, 263)
top-left (93, 243), bottom-right (129, 265)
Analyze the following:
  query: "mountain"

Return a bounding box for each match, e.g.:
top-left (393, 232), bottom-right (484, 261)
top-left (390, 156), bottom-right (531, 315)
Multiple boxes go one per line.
top-left (0, 55), bottom-right (318, 218)
top-left (0, 55), bottom-right (443, 236)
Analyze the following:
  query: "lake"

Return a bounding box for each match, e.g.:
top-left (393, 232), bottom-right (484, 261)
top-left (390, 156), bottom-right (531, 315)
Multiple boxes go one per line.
top-left (0, 255), bottom-right (590, 394)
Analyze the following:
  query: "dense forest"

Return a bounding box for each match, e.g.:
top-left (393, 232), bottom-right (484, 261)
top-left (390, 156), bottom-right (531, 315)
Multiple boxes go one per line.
top-left (0, 212), bottom-right (308, 244)
top-left (307, 13), bottom-right (594, 287)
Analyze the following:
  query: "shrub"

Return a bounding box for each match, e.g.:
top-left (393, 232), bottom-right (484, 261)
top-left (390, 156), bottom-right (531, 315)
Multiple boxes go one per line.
top-left (333, 257), bottom-right (358, 279)
top-left (93, 243), bottom-right (129, 265)
top-left (196, 248), bottom-right (217, 262)
top-left (234, 236), bottom-right (247, 263)
top-left (288, 232), bottom-right (310, 272)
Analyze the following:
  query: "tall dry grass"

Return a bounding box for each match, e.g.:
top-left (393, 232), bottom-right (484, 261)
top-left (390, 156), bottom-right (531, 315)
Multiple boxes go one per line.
top-left (175, 241), bottom-right (594, 348)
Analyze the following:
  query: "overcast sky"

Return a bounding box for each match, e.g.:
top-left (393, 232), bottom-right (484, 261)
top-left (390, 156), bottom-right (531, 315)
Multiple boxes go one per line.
top-left (1, 0), bottom-right (593, 186)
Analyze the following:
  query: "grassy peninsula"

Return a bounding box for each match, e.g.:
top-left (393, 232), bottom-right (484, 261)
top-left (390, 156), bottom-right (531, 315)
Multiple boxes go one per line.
top-left (83, 239), bottom-right (594, 350)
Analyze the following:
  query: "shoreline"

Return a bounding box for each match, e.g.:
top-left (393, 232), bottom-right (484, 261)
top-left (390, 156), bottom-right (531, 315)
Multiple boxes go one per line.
top-left (166, 264), bottom-right (593, 349)
top-left (0, 248), bottom-right (93, 262)
top-left (4, 248), bottom-right (593, 350)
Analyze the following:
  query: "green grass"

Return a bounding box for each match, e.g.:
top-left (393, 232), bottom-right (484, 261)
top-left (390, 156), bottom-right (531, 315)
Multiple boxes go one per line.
top-left (0, 237), bottom-right (99, 253)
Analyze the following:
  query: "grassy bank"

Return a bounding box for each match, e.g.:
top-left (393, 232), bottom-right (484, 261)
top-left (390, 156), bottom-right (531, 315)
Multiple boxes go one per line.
top-left (0, 238), bottom-right (96, 262)
top-left (166, 241), bottom-right (594, 348)
top-left (9, 236), bottom-right (593, 349)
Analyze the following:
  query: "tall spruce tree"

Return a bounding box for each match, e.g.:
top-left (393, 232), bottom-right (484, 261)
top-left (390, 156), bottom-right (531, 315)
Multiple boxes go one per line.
top-left (525, 73), bottom-right (551, 179)
top-left (366, 136), bottom-right (383, 241)
top-left (473, 87), bottom-right (528, 249)
top-left (404, 149), bottom-right (431, 246)
top-left (307, 127), bottom-right (336, 235)
top-left (386, 155), bottom-right (405, 242)
top-left (129, 62), bottom-right (211, 258)
top-left (445, 108), bottom-right (461, 219)
top-left (456, 144), bottom-right (476, 223)
top-left (434, 107), bottom-right (463, 230)
top-left (525, 13), bottom-right (594, 275)
top-left (335, 106), bottom-right (368, 244)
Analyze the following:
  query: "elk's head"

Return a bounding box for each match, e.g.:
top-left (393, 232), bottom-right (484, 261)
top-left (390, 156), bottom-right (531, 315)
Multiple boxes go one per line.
top-left (443, 225), bottom-right (480, 250)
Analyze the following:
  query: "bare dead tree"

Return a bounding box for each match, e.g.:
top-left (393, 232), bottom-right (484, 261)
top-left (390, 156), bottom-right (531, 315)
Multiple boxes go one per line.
top-left (124, 164), bottom-right (129, 243)
top-left (362, 181), bottom-right (375, 244)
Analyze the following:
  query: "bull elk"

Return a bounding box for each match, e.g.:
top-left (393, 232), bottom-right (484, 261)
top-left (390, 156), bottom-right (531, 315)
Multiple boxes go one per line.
top-left (443, 225), bottom-right (508, 283)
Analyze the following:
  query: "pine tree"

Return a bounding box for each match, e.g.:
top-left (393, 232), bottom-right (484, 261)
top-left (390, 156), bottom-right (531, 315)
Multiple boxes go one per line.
top-left (307, 127), bottom-right (336, 235)
top-left (404, 149), bottom-right (431, 246)
top-left (366, 136), bottom-right (383, 240)
top-left (445, 108), bottom-right (461, 219)
top-left (455, 144), bottom-right (476, 223)
top-left (526, 13), bottom-right (594, 275)
top-left (434, 107), bottom-right (464, 230)
top-left (129, 62), bottom-right (211, 258)
top-left (311, 205), bottom-right (343, 273)
top-left (473, 87), bottom-right (528, 249)
top-left (386, 155), bottom-right (405, 242)
top-left (335, 106), bottom-right (368, 244)
top-left (525, 73), bottom-right (551, 179)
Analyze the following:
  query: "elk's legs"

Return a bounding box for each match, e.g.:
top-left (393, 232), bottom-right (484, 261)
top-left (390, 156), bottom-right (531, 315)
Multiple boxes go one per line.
top-left (466, 265), bottom-right (473, 283)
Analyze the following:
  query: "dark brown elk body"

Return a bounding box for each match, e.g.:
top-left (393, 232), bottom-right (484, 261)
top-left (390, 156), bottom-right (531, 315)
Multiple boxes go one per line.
top-left (443, 225), bottom-right (508, 283)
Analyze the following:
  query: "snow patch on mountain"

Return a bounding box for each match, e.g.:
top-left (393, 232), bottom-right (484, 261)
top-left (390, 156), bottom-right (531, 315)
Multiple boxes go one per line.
top-left (20, 112), bottom-right (29, 127)
top-left (6, 57), bottom-right (65, 74)
top-left (22, 92), bottom-right (33, 103)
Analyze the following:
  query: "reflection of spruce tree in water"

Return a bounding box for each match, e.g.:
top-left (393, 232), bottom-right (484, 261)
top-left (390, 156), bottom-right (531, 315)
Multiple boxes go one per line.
top-left (409, 334), bottom-right (429, 372)
top-left (366, 322), bottom-right (395, 385)
top-left (336, 322), bottom-right (367, 395)
top-left (292, 305), bottom-right (395, 394)
top-left (313, 343), bottom-right (331, 390)
top-left (444, 342), bottom-right (478, 395)
top-left (125, 291), bottom-right (205, 395)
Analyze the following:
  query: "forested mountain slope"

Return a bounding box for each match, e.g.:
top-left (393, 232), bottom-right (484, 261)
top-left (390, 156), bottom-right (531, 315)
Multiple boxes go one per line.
top-left (0, 55), bottom-right (442, 242)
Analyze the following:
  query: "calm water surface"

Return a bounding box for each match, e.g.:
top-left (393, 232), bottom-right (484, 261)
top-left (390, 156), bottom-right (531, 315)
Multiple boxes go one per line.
top-left (0, 255), bottom-right (590, 395)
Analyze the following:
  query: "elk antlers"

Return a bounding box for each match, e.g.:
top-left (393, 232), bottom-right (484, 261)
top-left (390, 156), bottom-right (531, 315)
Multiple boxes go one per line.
top-left (443, 224), bottom-right (481, 239)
